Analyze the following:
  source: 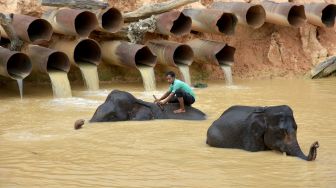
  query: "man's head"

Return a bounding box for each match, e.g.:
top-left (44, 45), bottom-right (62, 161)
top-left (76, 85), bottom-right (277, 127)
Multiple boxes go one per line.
top-left (165, 71), bottom-right (175, 84)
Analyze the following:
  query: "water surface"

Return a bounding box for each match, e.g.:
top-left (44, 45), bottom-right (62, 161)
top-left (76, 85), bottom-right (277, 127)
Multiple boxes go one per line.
top-left (0, 78), bottom-right (335, 187)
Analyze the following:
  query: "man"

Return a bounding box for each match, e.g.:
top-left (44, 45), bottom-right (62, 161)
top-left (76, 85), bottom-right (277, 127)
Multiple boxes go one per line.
top-left (155, 71), bottom-right (195, 113)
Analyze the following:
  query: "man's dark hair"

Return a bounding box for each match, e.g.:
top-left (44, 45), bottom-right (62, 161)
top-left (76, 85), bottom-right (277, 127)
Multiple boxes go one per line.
top-left (165, 71), bottom-right (175, 78)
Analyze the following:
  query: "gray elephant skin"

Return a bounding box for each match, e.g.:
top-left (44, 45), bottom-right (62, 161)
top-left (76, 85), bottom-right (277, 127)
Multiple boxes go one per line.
top-left (90, 90), bottom-right (206, 122)
top-left (206, 105), bottom-right (319, 161)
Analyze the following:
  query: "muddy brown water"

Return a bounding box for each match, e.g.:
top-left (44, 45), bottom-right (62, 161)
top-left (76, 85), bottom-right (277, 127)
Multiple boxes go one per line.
top-left (138, 66), bottom-right (157, 91)
top-left (48, 71), bottom-right (72, 98)
top-left (78, 63), bottom-right (100, 91)
top-left (221, 65), bottom-right (233, 85)
top-left (178, 65), bottom-right (192, 86)
top-left (0, 78), bottom-right (335, 187)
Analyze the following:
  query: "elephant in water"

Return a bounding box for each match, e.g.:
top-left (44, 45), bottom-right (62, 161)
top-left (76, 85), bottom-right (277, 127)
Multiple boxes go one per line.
top-left (206, 105), bottom-right (319, 161)
top-left (75, 90), bottom-right (206, 129)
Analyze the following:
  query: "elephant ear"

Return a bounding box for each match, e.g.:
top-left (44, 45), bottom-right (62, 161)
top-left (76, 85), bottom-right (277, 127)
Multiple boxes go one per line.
top-left (128, 103), bottom-right (154, 120)
top-left (249, 110), bottom-right (267, 145)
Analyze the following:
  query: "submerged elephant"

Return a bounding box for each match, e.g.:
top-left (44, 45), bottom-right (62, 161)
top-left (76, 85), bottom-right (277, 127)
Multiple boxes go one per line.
top-left (206, 105), bottom-right (319, 161)
top-left (75, 90), bottom-right (206, 129)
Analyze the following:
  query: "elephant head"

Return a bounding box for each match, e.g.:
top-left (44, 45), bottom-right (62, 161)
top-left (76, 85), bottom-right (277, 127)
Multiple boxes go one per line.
top-left (90, 90), bottom-right (154, 122)
top-left (262, 105), bottom-right (319, 161)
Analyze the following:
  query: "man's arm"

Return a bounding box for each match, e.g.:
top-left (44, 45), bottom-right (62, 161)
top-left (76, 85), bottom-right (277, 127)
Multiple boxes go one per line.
top-left (154, 91), bottom-right (170, 102)
top-left (159, 92), bottom-right (174, 105)
top-left (159, 91), bottom-right (171, 100)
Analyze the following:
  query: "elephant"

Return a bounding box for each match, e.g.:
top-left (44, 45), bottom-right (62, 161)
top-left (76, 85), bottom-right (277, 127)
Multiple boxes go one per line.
top-left (74, 90), bottom-right (206, 129)
top-left (206, 105), bottom-right (319, 161)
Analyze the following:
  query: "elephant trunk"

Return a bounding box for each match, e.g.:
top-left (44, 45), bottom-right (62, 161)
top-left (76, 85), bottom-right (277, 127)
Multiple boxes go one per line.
top-left (286, 140), bottom-right (319, 161)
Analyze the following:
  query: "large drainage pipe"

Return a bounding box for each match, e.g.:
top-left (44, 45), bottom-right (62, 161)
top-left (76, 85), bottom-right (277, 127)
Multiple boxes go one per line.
top-left (186, 39), bottom-right (235, 66)
top-left (26, 45), bottom-right (70, 74)
top-left (0, 14), bottom-right (53, 43)
top-left (95, 7), bottom-right (124, 33)
top-left (155, 10), bottom-right (192, 36)
top-left (146, 40), bottom-right (194, 67)
top-left (50, 38), bottom-right (101, 66)
top-left (304, 3), bottom-right (336, 27)
top-left (182, 8), bottom-right (237, 35)
top-left (261, 1), bottom-right (306, 27)
top-left (210, 2), bottom-right (266, 29)
top-left (0, 47), bottom-right (32, 80)
top-left (100, 40), bottom-right (157, 69)
top-left (42, 8), bottom-right (98, 37)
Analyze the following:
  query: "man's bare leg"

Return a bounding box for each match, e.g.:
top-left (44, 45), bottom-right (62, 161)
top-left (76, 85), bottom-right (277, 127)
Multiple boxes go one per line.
top-left (174, 97), bottom-right (186, 113)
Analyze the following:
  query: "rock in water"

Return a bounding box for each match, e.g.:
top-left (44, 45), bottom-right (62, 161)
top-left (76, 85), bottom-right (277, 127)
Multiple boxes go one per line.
top-left (311, 56), bottom-right (336, 78)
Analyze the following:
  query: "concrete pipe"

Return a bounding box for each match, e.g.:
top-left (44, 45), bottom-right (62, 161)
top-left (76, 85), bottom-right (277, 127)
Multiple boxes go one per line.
top-left (146, 40), bottom-right (194, 67)
top-left (304, 3), bottom-right (336, 27)
top-left (182, 8), bottom-right (237, 35)
top-left (186, 38), bottom-right (235, 66)
top-left (210, 2), bottom-right (266, 29)
top-left (0, 14), bottom-right (53, 43)
top-left (0, 47), bottom-right (32, 79)
top-left (261, 1), bottom-right (306, 27)
top-left (155, 10), bottom-right (192, 36)
top-left (96, 7), bottom-right (124, 33)
top-left (50, 38), bottom-right (101, 66)
top-left (100, 40), bottom-right (157, 69)
top-left (42, 8), bottom-right (98, 37)
top-left (26, 45), bottom-right (70, 74)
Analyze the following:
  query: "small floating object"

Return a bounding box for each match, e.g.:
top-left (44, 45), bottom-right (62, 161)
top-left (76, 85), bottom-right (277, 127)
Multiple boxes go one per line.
top-left (193, 82), bottom-right (208, 88)
top-left (74, 119), bottom-right (85, 130)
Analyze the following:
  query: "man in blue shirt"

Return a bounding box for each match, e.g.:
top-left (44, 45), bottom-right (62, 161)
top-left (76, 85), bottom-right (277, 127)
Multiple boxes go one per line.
top-left (155, 71), bottom-right (195, 113)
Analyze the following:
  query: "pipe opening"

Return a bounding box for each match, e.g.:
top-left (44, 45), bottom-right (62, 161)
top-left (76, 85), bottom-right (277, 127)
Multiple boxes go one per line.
top-left (217, 13), bottom-right (237, 35)
top-left (101, 8), bottom-right (123, 32)
top-left (246, 5), bottom-right (266, 28)
top-left (0, 38), bottom-right (11, 47)
top-left (47, 52), bottom-right (70, 73)
top-left (173, 45), bottom-right (194, 65)
top-left (288, 5), bottom-right (306, 26)
top-left (216, 45), bottom-right (235, 65)
top-left (322, 4), bottom-right (336, 27)
top-left (27, 19), bottom-right (53, 42)
top-left (170, 13), bottom-right (191, 36)
top-left (135, 47), bottom-right (157, 67)
top-left (7, 53), bottom-right (32, 79)
top-left (74, 39), bottom-right (101, 65)
top-left (75, 11), bottom-right (98, 36)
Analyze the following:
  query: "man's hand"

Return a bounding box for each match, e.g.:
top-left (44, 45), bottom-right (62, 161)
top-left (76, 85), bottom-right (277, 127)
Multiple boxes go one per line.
top-left (154, 99), bottom-right (160, 103)
top-left (158, 100), bottom-right (167, 105)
